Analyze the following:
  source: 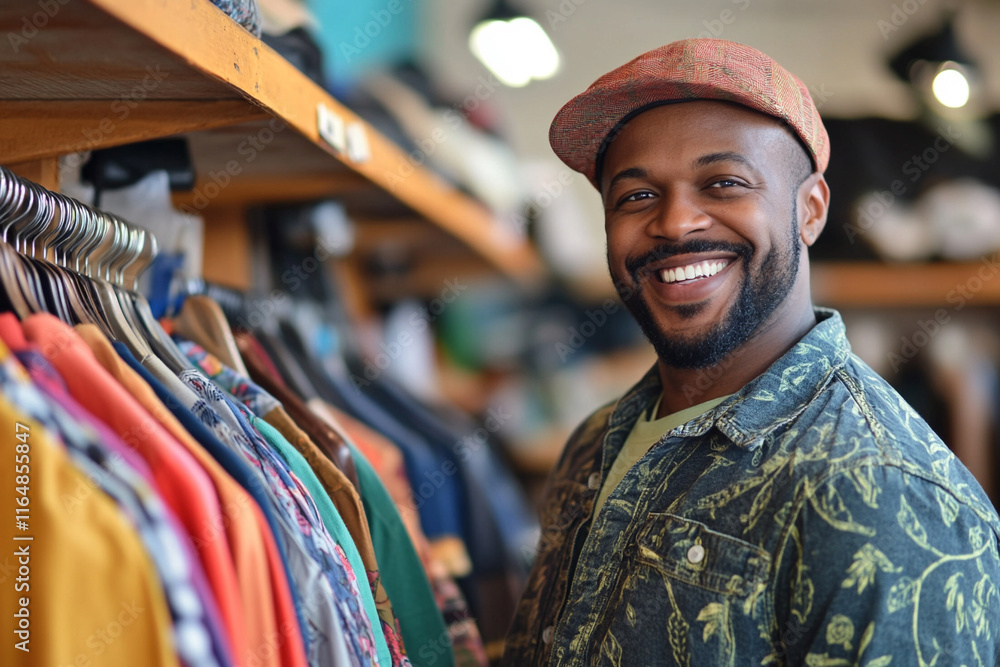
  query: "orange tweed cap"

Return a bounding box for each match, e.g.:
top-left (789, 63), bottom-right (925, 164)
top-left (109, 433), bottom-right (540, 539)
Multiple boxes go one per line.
top-left (549, 38), bottom-right (830, 188)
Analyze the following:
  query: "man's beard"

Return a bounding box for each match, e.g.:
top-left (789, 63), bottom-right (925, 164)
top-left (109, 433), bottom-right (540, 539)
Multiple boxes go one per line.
top-left (612, 207), bottom-right (801, 370)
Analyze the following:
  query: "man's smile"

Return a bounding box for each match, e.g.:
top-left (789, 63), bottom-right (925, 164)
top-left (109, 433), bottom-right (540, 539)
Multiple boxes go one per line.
top-left (634, 253), bottom-right (741, 307)
top-left (658, 258), bottom-right (730, 284)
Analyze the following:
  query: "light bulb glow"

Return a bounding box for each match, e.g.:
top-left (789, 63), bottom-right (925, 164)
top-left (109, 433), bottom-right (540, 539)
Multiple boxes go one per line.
top-left (932, 68), bottom-right (970, 108)
top-left (469, 17), bottom-right (560, 88)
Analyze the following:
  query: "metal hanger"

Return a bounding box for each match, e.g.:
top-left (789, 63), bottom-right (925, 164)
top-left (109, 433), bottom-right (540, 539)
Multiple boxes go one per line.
top-left (0, 166), bottom-right (160, 361)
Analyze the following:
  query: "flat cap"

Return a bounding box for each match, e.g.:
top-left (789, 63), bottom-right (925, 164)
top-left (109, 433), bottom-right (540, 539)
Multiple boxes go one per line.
top-left (549, 38), bottom-right (830, 188)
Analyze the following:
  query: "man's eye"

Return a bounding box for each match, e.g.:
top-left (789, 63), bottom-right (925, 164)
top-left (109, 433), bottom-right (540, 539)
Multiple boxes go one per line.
top-left (709, 179), bottom-right (743, 188)
top-left (619, 191), bottom-right (654, 205)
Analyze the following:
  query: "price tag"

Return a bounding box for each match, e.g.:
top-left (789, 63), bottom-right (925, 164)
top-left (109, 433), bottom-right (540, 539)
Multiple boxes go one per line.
top-left (317, 103), bottom-right (346, 153)
top-left (346, 122), bottom-right (370, 163)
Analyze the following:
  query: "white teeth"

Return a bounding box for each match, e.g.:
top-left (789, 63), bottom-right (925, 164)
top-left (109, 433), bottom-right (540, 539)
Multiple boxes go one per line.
top-left (660, 259), bottom-right (729, 284)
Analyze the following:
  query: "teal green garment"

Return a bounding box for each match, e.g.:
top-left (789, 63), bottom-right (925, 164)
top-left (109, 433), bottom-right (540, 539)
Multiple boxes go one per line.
top-left (347, 442), bottom-right (454, 667)
top-left (251, 416), bottom-right (393, 667)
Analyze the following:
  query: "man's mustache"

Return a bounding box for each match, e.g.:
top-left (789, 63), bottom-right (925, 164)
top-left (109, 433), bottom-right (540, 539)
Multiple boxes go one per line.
top-left (624, 240), bottom-right (752, 284)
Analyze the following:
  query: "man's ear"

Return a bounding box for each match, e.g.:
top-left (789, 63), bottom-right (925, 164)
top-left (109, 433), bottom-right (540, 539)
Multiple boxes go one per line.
top-left (799, 173), bottom-right (829, 247)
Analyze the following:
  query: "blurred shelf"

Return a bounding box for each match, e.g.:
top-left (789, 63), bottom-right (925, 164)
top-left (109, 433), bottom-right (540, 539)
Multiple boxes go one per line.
top-left (811, 261), bottom-right (1000, 308)
top-left (0, 0), bottom-right (544, 284)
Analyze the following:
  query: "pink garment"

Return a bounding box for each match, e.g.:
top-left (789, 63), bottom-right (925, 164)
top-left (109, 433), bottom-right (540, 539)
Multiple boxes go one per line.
top-left (20, 313), bottom-right (243, 664)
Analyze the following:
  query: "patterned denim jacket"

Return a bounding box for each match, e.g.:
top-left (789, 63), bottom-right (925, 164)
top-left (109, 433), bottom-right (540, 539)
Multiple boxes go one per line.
top-left (504, 309), bottom-right (1000, 666)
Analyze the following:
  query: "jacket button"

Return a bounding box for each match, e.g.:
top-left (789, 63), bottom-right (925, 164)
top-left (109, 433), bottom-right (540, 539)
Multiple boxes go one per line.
top-left (687, 544), bottom-right (706, 564)
top-left (587, 472), bottom-right (601, 490)
top-left (542, 626), bottom-right (554, 644)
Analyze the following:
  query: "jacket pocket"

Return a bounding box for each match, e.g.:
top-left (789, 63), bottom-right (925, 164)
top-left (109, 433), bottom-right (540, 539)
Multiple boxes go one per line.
top-left (588, 514), bottom-right (771, 665)
top-left (633, 512), bottom-right (771, 597)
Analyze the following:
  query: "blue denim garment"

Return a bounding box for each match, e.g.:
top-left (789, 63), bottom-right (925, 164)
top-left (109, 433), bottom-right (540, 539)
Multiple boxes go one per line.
top-left (504, 309), bottom-right (1000, 666)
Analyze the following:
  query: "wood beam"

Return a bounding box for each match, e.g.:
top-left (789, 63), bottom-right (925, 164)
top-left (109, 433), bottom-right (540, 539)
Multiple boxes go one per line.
top-left (0, 100), bottom-right (269, 163)
top-left (5, 157), bottom-right (60, 191)
top-left (201, 204), bottom-right (250, 291)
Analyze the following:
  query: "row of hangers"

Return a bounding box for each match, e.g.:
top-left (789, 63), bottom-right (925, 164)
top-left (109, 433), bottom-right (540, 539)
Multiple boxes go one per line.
top-left (0, 164), bottom-right (192, 372)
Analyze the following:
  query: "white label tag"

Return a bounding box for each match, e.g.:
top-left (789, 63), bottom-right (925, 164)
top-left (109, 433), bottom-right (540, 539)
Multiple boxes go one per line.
top-left (346, 122), bottom-right (371, 163)
top-left (317, 103), bottom-right (346, 153)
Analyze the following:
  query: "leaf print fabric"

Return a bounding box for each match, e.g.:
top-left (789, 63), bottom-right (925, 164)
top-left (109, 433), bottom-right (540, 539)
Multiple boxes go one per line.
top-left (503, 309), bottom-right (1000, 666)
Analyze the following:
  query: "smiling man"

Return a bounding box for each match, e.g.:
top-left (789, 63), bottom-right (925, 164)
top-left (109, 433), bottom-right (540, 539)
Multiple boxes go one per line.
top-left (503, 39), bottom-right (1000, 666)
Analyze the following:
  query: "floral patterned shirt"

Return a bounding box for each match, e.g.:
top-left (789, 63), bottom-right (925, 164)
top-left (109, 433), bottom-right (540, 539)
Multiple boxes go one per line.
top-left (504, 309), bottom-right (1000, 667)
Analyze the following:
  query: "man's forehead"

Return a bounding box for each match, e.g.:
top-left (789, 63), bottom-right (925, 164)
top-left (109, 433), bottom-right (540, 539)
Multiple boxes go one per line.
top-left (601, 102), bottom-right (791, 167)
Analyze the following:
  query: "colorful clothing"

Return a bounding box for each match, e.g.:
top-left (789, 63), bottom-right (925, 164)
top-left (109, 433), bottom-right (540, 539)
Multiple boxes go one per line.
top-left (504, 309), bottom-right (1000, 666)
top-left (182, 339), bottom-right (411, 667)
top-left (18, 314), bottom-right (241, 664)
top-left (76, 323), bottom-right (286, 667)
top-left (178, 366), bottom-right (380, 667)
top-left (0, 341), bottom-right (179, 667)
top-left (115, 341), bottom-right (309, 667)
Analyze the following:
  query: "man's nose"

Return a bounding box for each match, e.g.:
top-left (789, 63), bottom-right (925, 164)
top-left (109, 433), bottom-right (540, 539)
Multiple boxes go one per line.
top-left (647, 192), bottom-right (711, 240)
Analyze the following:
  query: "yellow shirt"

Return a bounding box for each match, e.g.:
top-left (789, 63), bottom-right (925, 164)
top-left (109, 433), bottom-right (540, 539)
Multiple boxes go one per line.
top-left (593, 393), bottom-right (732, 518)
top-left (0, 397), bottom-right (178, 667)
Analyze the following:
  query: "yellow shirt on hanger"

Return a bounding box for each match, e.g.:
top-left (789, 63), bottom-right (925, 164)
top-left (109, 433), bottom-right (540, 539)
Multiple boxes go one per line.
top-left (593, 393), bottom-right (733, 519)
top-left (0, 399), bottom-right (178, 667)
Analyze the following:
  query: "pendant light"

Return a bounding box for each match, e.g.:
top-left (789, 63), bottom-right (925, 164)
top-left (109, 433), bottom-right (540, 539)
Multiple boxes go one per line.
top-left (469, 0), bottom-right (561, 88)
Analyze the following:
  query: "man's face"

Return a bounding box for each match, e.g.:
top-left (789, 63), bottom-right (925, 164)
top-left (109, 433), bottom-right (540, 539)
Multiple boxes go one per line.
top-left (601, 101), bottom-right (812, 369)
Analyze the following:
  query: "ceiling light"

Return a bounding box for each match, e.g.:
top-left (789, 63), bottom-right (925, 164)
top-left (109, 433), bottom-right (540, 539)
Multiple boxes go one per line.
top-left (469, 1), bottom-right (560, 88)
top-left (931, 66), bottom-right (970, 108)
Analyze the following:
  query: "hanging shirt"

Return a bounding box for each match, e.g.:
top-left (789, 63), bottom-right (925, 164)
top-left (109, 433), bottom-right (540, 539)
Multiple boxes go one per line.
top-left (0, 346), bottom-right (178, 667)
top-left (310, 382), bottom-right (486, 667)
top-left (74, 323), bottom-right (283, 667)
top-left (114, 342), bottom-right (310, 667)
top-left (174, 365), bottom-right (372, 667)
top-left (251, 414), bottom-right (404, 667)
top-left (181, 339), bottom-right (410, 667)
top-left (19, 314), bottom-right (243, 659)
top-left (0, 335), bottom-right (231, 667)
top-left (347, 441), bottom-right (464, 667)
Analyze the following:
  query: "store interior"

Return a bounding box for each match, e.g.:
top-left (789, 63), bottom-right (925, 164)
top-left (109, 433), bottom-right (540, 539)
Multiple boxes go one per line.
top-left (2, 0), bottom-right (1000, 664)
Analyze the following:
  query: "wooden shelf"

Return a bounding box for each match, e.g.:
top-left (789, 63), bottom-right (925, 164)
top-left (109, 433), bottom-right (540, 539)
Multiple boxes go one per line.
top-left (811, 261), bottom-right (1000, 308)
top-left (0, 0), bottom-right (544, 283)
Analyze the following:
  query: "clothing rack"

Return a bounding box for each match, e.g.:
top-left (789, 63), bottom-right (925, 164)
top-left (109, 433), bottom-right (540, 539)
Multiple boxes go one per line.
top-left (0, 165), bottom-right (157, 288)
top-left (0, 164), bottom-right (509, 667)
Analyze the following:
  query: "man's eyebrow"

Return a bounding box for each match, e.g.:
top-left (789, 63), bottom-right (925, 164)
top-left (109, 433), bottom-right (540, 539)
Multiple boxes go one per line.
top-left (694, 151), bottom-right (757, 170)
top-left (605, 167), bottom-right (648, 192)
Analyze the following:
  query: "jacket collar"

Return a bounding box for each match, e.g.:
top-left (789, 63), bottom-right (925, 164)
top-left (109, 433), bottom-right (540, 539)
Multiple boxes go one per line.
top-left (611, 308), bottom-right (852, 450)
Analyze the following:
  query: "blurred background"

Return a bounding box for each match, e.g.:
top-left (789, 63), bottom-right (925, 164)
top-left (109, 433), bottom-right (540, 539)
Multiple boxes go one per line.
top-left (287, 0), bottom-right (1000, 502)
top-left (272, 0), bottom-right (1000, 646)
top-left (17, 0), bottom-right (1000, 661)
